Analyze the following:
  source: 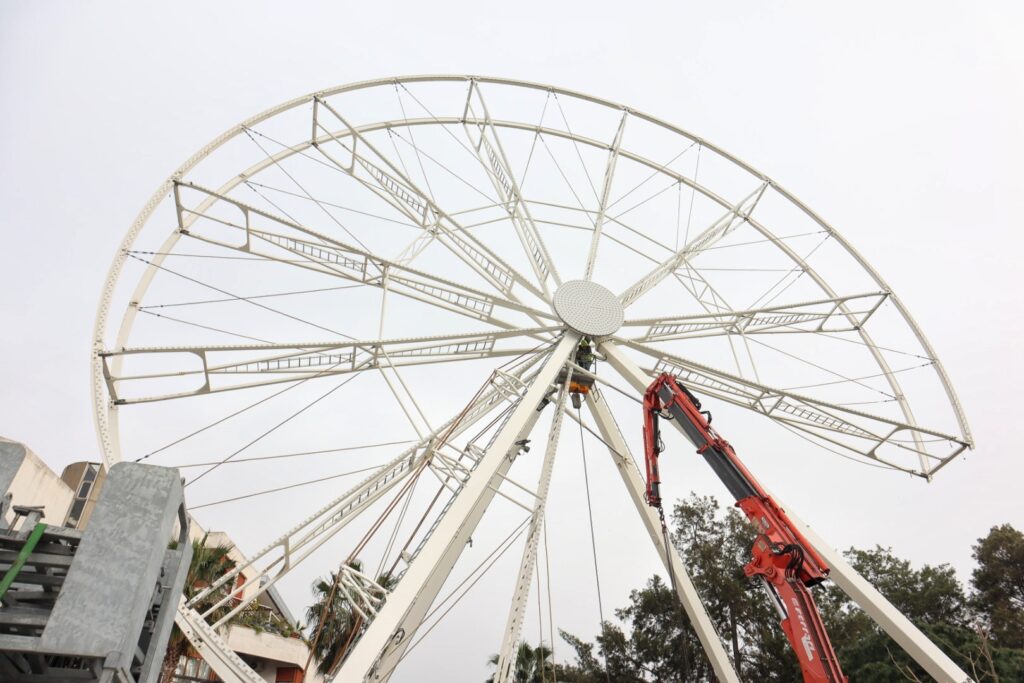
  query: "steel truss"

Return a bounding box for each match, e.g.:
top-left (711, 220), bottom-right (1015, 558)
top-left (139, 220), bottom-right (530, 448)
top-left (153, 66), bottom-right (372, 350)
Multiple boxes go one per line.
top-left (92, 77), bottom-right (974, 683)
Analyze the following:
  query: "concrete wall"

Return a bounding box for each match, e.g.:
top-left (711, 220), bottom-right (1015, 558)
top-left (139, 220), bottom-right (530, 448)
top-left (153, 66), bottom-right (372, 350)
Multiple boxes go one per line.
top-left (0, 437), bottom-right (75, 527)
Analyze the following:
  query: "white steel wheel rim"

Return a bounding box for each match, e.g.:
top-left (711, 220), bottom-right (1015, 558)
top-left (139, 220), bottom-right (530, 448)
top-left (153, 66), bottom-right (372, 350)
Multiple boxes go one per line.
top-left (91, 75), bottom-right (972, 681)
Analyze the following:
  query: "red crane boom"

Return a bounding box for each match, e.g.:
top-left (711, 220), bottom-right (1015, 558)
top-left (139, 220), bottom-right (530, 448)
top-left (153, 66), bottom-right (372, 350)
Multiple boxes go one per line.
top-left (643, 372), bottom-right (848, 683)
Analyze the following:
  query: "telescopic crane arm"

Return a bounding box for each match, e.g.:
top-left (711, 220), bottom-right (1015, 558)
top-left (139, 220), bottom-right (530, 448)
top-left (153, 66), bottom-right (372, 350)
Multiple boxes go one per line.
top-left (643, 373), bottom-right (848, 683)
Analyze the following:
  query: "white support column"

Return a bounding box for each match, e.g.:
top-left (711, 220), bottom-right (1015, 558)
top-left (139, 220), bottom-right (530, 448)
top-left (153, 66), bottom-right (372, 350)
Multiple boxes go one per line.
top-left (584, 387), bottom-right (741, 683)
top-left (494, 380), bottom-right (572, 682)
top-left (335, 334), bottom-right (580, 682)
top-left (600, 340), bottom-right (974, 683)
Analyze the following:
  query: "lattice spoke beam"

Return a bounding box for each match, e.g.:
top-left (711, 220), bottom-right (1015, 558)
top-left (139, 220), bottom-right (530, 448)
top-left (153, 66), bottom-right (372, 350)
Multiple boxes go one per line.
top-left (102, 328), bottom-right (552, 404)
top-left (602, 340), bottom-right (968, 474)
top-left (494, 373), bottom-right (572, 682)
top-left (463, 79), bottom-right (561, 297)
top-left (583, 109), bottom-right (628, 281)
top-left (311, 96), bottom-right (547, 303)
top-left (623, 292), bottom-right (889, 342)
top-left (174, 181), bottom-right (554, 329)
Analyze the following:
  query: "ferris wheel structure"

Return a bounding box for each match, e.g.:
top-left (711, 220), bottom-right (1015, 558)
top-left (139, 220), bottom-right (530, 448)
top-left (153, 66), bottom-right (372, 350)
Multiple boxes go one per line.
top-left (91, 76), bottom-right (974, 682)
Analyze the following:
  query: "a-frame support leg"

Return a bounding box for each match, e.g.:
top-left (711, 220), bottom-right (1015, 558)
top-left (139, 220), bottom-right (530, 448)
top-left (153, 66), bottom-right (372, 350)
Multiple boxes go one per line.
top-left (600, 340), bottom-right (974, 683)
top-left (336, 334), bottom-right (580, 682)
top-left (584, 386), bottom-right (741, 683)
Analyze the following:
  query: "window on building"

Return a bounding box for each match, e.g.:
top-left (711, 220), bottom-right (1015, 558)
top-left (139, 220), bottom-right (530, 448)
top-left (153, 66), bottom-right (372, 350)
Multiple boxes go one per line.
top-left (65, 463), bottom-right (100, 529)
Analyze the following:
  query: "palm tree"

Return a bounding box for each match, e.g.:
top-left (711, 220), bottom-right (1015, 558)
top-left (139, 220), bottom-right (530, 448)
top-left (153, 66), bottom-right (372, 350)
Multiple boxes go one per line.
top-left (305, 562), bottom-right (397, 675)
top-left (160, 534), bottom-right (237, 682)
top-left (486, 641), bottom-right (555, 683)
top-left (305, 568), bottom-right (363, 675)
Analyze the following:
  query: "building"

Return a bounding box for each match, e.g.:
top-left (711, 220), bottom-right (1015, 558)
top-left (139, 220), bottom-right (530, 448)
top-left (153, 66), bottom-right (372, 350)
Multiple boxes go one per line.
top-left (60, 460), bottom-right (107, 529)
top-left (0, 436), bottom-right (324, 683)
top-left (175, 524), bottom-right (324, 683)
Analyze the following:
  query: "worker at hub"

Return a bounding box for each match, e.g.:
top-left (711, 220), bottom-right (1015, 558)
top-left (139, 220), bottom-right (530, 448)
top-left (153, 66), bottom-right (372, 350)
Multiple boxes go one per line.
top-left (575, 339), bottom-right (595, 371)
top-left (569, 339), bottom-right (596, 408)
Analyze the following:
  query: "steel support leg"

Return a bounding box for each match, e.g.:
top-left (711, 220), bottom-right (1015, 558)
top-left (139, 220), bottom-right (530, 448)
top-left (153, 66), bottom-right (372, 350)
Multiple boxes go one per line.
top-left (336, 333), bottom-right (580, 682)
top-left (600, 339), bottom-right (973, 683)
top-left (584, 386), bottom-right (741, 683)
top-left (494, 381), bottom-right (572, 682)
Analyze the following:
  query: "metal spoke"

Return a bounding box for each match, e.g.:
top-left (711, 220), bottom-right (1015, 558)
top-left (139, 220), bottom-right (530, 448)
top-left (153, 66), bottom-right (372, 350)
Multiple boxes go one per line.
top-left (311, 96), bottom-right (547, 302)
top-left (623, 292), bottom-right (889, 342)
top-left (583, 110), bottom-right (628, 281)
top-left (174, 181), bottom-right (555, 329)
top-left (102, 328), bottom-right (555, 404)
top-left (463, 79), bottom-right (561, 296)
top-left (601, 339), bottom-right (968, 473)
top-left (618, 182), bottom-right (769, 309)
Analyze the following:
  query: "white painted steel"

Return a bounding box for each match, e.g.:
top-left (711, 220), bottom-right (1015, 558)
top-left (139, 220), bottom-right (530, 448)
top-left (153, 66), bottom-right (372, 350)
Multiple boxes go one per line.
top-left (494, 375), bottom-right (572, 682)
top-left (583, 110), bottom-right (628, 281)
top-left (90, 76), bottom-right (974, 681)
top-left (175, 598), bottom-right (265, 683)
top-left (552, 280), bottom-right (624, 337)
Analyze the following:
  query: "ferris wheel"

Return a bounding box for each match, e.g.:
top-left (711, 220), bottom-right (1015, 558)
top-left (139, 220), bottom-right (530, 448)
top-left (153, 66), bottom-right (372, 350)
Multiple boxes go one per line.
top-left (92, 76), bottom-right (973, 682)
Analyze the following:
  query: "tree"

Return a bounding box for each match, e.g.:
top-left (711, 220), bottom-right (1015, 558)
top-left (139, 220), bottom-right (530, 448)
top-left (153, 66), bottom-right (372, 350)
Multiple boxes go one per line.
top-left (554, 495), bottom-right (1024, 682)
top-left (670, 494), bottom-right (797, 681)
top-left (972, 524), bottom-right (1024, 649)
top-left (305, 562), bottom-right (396, 675)
top-left (160, 534), bottom-right (237, 683)
top-left (305, 568), bottom-right (362, 676)
top-left (486, 641), bottom-right (556, 683)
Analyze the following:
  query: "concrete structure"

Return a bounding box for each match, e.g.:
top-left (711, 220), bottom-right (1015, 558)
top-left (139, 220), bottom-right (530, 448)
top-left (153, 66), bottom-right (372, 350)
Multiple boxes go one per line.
top-left (0, 439), bottom-right (74, 528)
top-left (0, 460), bottom-right (191, 683)
top-left (0, 437), bottom-right (323, 683)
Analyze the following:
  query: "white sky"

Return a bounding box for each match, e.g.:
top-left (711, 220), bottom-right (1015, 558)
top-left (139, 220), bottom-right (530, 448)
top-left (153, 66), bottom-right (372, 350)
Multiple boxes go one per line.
top-left (2, 2), bottom-right (1023, 680)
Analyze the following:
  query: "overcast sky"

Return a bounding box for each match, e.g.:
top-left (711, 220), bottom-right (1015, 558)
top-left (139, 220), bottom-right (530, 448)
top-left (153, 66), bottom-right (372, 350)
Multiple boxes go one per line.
top-left (2, 2), bottom-right (1022, 680)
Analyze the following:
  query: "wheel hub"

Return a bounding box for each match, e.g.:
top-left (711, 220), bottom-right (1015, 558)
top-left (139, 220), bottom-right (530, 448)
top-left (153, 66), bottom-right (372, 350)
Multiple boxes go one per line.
top-left (552, 280), bottom-right (624, 337)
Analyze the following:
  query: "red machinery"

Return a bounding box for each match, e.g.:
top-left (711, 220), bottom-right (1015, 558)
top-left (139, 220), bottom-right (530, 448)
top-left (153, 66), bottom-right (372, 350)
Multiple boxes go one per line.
top-left (643, 372), bottom-right (848, 683)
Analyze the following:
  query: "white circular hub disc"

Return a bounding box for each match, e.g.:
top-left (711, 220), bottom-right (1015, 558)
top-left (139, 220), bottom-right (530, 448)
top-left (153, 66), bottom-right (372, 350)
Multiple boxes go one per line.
top-left (553, 280), bottom-right (624, 337)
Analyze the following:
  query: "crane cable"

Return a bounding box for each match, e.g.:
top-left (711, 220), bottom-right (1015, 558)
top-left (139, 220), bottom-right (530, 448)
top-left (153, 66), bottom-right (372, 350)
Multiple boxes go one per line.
top-left (576, 403), bottom-right (611, 683)
top-left (657, 505), bottom-right (682, 606)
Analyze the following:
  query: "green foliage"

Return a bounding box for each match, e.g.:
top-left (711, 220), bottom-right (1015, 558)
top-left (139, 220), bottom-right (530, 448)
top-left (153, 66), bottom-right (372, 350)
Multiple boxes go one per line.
top-left (485, 641), bottom-right (556, 683)
top-left (232, 601), bottom-right (299, 638)
top-left (553, 495), bottom-right (1024, 682)
top-left (160, 533), bottom-right (237, 682)
top-left (972, 524), bottom-right (1024, 649)
top-left (306, 568), bottom-right (362, 675)
top-left (304, 562), bottom-right (395, 675)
